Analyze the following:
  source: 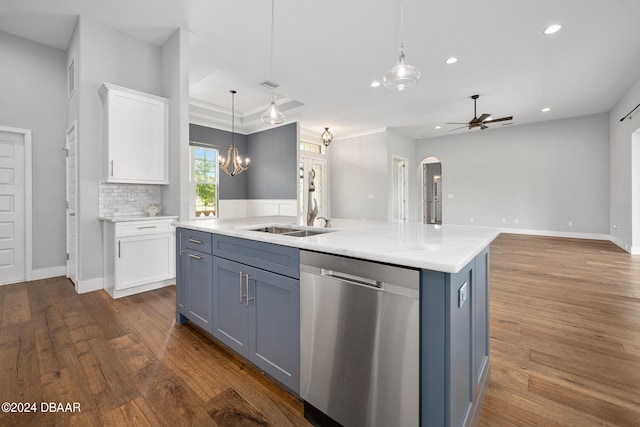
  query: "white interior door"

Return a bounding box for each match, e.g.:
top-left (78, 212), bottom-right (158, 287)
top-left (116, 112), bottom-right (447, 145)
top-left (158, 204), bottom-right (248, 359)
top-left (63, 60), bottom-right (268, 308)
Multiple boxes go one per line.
top-left (392, 156), bottom-right (408, 223)
top-left (66, 122), bottom-right (78, 287)
top-left (0, 129), bottom-right (28, 285)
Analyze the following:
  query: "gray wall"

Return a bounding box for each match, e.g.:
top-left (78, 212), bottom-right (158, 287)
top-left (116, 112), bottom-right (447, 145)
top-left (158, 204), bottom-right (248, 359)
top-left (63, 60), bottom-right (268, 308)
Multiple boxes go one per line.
top-left (609, 73), bottom-right (640, 252)
top-left (247, 122), bottom-right (297, 199)
top-left (329, 131), bottom-right (389, 221)
top-left (189, 123), bottom-right (248, 199)
top-left (415, 114), bottom-right (610, 236)
top-left (189, 122), bottom-right (298, 200)
top-left (386, 128), bottom-right (419, 222)
top-left (0, 30), bottom-right (67, 272)
top-left (161, 28), bottom-right (190, 222)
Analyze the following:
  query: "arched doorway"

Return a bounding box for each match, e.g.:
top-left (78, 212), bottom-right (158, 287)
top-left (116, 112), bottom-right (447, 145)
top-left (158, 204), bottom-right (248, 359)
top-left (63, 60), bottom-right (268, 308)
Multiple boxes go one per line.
top-left (421, 157), bottom-right (442, 225)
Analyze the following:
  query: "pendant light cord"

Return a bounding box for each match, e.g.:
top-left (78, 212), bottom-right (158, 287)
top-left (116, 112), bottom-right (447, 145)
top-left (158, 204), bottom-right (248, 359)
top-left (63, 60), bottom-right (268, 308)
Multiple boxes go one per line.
top-left (269, 0), bottom-right (275, 84)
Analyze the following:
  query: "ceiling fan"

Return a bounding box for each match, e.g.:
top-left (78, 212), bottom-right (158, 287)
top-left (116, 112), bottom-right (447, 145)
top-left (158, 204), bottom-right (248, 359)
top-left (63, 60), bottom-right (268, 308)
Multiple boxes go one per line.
top-left (447, 94), bottom-right (513, 131)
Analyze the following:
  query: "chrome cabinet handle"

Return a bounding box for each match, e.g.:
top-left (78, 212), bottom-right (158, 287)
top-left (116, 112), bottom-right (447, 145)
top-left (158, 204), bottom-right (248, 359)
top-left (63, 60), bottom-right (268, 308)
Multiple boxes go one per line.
top-left (118, 240), bottom-right (121, 258)
top-left (239, 271), bottom-right (244, 303)
top-left (111, 160), bottom-right (114, 176)
top-left (189, 238), bottom-right (202, 244)
top-left (245, 273), bottom-right (254, 306)
top-left (137, 225), bottom-right (157, 229)
top-left (179, 233), bottom-right (184, 256)
top-left (188, 253), bottom-right (202, 260)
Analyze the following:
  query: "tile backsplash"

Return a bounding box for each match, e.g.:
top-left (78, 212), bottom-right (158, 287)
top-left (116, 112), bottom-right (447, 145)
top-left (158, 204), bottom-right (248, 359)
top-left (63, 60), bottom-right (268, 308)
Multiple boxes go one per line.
top-left (99, 183), bottom-right (162, 217)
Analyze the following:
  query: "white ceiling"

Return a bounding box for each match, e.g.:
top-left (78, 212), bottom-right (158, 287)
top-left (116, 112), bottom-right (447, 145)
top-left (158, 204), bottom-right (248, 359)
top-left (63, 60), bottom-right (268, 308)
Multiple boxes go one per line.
top-left (2, 0), bottom-right (640, 140)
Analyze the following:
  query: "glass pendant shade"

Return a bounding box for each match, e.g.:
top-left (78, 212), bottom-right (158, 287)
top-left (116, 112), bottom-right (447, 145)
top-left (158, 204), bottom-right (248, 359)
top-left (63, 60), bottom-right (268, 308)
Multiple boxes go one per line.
top-left (383, 43), bottom-right (421, 91)
top-left (261, 94), bottom-right (285, 125)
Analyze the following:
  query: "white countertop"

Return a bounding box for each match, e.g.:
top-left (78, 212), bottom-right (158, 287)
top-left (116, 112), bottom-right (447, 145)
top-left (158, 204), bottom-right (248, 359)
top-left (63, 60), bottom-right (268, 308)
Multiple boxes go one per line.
top-left (173, 216), bottom-right (499, 273)
top-left (99, 215), bottom-right (179, 222)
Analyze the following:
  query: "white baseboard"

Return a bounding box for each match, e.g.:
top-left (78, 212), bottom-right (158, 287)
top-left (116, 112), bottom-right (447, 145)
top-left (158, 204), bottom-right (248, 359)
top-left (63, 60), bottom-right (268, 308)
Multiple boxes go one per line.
top-left (76, 277), bottom-right (104, 294)
top-left (31, 265), bottom-right (66, 281)
top-left (499, 227), bottom-right (610, 241)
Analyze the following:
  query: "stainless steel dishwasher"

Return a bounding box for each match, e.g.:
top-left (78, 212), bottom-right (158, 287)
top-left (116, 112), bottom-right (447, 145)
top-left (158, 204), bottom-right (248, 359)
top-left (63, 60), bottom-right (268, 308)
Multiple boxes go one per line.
top-left (300, 250), bottom-right (420, 427)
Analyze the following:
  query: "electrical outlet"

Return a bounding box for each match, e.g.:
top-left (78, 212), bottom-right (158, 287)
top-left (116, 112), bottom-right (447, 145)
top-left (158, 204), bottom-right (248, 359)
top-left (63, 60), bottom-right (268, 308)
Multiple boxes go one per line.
top-left (568, 220), bottom-right (574, 227)
top-left (458, 281), bottom-right (468, 308)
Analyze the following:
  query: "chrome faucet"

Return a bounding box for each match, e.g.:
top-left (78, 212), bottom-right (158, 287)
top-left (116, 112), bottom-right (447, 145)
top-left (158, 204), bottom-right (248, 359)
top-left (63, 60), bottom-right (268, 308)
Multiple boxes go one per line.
top-left (317, 217), bottom-right (331, 228)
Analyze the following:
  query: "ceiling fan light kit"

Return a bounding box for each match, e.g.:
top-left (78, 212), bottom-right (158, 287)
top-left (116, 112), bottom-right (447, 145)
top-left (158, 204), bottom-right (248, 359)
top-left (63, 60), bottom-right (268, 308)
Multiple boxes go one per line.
top-left (446, 94), bottom-right (513, 132)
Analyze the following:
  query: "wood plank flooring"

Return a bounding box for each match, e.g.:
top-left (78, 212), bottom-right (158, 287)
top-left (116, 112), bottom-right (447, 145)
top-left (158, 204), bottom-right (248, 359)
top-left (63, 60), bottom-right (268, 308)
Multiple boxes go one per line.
top-left (479, 234), bottom-right (640, 426)
top-left (0, 233), bottom-right (639, 426)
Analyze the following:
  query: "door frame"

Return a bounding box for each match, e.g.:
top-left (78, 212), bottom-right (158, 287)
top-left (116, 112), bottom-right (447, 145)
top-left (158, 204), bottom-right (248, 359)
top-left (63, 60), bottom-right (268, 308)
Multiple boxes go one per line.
top-left (0, 126), bottom-right (32, 283)
top-left (66, 121), bottom-right (78, 287)
top-left (421, 156), bottom-right (442, 225)
top-left (391, 155), bottom-right (408, 223)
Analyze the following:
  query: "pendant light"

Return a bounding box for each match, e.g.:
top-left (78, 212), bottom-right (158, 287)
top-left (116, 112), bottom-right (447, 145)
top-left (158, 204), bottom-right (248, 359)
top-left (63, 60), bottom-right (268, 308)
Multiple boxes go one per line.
top-left (261, 0), bottom-right (285, 125)
top-left (321, 127), bottom-right (333, 147)
top-left (383, 0), bottom-right (421, 91)
top-left (219, 90), bottom-right (249, 177)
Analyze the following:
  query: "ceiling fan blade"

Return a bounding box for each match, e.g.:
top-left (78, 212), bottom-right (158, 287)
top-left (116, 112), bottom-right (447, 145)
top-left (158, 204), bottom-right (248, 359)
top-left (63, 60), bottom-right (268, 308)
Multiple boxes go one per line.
top-left (481, 124), bottom-right (488, 130)
top-left (448, 125), bottom-right (468, 132)
top-left (484, 116), bottom-right (513, 123)
top-left (477, 113), bottom-right (491, 122)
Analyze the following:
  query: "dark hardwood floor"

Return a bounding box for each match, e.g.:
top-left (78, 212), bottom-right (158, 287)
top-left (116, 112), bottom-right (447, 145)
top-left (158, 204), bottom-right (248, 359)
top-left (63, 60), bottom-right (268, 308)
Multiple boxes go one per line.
top-left (0, 233), bottom-right (639, 426)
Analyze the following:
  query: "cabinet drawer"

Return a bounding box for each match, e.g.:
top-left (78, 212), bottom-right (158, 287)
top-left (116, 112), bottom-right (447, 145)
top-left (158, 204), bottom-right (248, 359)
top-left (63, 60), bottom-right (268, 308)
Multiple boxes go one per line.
top-left (213, 234), bottom-right (299, 279)
top-left (115, 220), bottom-right (174, 236)
top-left (180, 229), bottom-right (213, 254)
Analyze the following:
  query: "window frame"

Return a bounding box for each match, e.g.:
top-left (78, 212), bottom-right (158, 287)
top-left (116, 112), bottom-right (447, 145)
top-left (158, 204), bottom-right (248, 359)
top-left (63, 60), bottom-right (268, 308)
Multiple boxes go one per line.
top-left (189, 144), bottom-right (219, 219)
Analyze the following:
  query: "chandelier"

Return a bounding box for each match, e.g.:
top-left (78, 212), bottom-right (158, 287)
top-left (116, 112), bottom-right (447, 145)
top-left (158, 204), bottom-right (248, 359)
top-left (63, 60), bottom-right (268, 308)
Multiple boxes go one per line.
top-left (219, 90), bottom-right (249, 176)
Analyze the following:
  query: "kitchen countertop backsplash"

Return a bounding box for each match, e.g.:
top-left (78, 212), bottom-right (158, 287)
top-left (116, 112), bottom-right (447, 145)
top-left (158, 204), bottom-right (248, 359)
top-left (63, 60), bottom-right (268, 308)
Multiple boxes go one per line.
top-left (99, 183), bottom-right (162, 217)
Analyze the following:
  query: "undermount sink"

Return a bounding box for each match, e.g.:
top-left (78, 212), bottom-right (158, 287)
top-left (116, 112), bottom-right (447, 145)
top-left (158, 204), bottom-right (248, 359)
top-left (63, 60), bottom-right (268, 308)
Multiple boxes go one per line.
top-left (245, 225), bottom-right (333, 238)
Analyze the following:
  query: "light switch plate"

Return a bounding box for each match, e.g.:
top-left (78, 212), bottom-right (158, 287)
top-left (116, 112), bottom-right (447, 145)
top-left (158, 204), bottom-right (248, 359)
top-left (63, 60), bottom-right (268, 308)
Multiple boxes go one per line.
top-left (458, 281), bottom-right (468, 308)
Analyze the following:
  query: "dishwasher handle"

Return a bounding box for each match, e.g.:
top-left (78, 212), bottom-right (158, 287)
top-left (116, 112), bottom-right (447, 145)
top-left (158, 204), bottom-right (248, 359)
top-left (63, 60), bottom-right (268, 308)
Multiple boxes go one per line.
top-left (321, 269), bottom-right (383, 289)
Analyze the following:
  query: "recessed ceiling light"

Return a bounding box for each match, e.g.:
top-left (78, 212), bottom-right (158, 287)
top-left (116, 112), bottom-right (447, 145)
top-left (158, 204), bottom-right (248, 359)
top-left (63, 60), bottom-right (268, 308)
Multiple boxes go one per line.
top-left (371, 80), bottom-right (380, 88)
top-left (445, 57), bottom-right (458, 65)
top-left (544, 24), bottom-right (562, 35)
top-left (541, 107), bottom-right (551, 112)
top-left (434, 125), bottom-right (442, 130)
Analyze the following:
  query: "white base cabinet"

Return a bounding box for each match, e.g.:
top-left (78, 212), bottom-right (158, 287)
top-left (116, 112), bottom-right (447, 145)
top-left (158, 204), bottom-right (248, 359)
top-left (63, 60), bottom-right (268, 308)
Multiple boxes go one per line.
top-left (103, 218), bottom-right (176, 299)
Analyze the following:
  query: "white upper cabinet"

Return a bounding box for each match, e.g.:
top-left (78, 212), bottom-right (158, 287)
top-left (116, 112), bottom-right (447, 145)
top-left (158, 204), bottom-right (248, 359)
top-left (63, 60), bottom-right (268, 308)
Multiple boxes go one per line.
top-left (99, 83), bottom-right (169, 184)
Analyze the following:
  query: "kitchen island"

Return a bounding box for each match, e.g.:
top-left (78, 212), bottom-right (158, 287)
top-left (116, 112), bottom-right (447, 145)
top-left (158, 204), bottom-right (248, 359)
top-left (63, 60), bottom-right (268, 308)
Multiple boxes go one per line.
top-left (173, 216), bottom-right (499, 427)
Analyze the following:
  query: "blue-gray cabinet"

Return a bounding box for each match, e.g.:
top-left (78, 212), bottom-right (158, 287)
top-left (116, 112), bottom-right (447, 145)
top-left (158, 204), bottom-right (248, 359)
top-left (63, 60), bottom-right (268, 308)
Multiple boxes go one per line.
top-left (175, 228), bottom-right (300, 394)
top-left (176, 229), bottom-right (214, 333)
top-left (212, 256), bottom-right (300, 393)
top-left (420, 247), bottom-right (490, 427)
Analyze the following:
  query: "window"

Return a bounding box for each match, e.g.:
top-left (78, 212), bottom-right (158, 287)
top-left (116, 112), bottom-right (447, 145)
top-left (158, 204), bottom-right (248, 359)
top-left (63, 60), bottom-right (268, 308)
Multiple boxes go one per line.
top-left (300, 140), bottom-right (323, 155)
top-left (190, 146), bottom-right (218, 218)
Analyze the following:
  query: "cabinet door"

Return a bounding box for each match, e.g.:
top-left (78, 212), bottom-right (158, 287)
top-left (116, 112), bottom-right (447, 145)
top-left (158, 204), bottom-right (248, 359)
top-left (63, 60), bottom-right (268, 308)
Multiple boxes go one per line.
top-left (176, 231), bottom-right (189, 318)
top-left (116, 233), bottom-right (174, 291)
top-left (104, 85), bottom-right (168, 184)
top-left (185, 251), bottom-right (213, 333)
top-left (249, 267), bottom-right (300, 393)
top-left (212, 257), bottom-right (249, 357)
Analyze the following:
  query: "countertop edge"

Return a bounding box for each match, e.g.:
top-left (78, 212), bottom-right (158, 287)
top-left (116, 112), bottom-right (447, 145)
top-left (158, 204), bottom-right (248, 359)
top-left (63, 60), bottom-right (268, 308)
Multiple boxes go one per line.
top-left (173, 217), bottom-right (499, 273)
